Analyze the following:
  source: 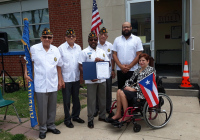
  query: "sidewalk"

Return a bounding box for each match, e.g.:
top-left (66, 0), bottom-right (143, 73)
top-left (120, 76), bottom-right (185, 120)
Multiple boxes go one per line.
top-left (0, 115), bottom-right (39, 139)
top-left (1, 93), bottom-right (200, 140)
top-left (41, 94), bottom-right (200, 140)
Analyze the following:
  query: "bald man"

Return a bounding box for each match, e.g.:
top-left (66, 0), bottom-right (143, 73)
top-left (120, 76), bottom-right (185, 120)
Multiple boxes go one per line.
top-left (112, 22), bottom-right (143, 89)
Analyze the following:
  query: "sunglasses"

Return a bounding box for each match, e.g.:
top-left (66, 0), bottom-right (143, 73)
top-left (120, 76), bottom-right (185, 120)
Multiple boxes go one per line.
top-left (66, 35), bottom-right (76, 38)
top-left (42, 36), bottom-right (53, 39)
top-left (89, 38), bottom-right (98, 42)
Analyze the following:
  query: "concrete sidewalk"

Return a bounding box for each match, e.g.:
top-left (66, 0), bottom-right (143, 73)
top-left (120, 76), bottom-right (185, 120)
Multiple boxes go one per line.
top-left (40, 94), bottom-right (200, 140)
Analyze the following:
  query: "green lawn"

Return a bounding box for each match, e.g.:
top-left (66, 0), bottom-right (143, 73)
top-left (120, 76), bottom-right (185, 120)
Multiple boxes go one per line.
top-left (0, 88), bottom-right (86, 118)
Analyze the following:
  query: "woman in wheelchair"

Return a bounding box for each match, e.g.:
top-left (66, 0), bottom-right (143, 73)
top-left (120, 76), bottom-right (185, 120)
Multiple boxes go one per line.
top-left (106, 53), bottom-right (155, 123)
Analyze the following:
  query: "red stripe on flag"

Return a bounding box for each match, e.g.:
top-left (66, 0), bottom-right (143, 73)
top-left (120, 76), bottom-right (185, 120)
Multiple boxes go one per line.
top-left (139, 84), bottom-right (153, 107)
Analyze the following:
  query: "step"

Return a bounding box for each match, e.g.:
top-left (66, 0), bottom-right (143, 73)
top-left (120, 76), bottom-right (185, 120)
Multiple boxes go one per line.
top-left (112, 86), bottom-right (199, 97)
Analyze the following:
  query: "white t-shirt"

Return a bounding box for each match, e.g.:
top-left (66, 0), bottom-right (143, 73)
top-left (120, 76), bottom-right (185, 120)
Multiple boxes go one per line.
top-left (58, 41), bottom-right (81, 82)
top-left (30, 42), bottom-right (63, 93)
top-left (78, 46), bottom-right (109, 84)
top-left (113, 34), bottom-right (143, 71)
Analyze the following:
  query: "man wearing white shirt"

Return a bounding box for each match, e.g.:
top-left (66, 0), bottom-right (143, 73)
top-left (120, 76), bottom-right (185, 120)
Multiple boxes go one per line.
top-left (24, 28), bottom-right (63, 139)
top-left (79, 32), bottom-right (109, 128)
top-left (94, 27), bottom-right (115, 117)
top-left (113, 22), bottom-right (143, 89)
top-left (58, 28), bottom-right (85, 128)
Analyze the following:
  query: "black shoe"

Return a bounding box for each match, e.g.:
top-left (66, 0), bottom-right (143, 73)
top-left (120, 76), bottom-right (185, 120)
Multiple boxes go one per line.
top-left (88, 120), bottom-right (94, 128)
top-left (93, 110), bottom-right (98, 117)
top-left (107, 111), bottom-right (115, 118)
top-left (105, 117), bottom-right (119, 123)
top-left (39, 132), bottom-right (46, 139)
top-left (72, 117), bottom-right (85, 123)
top-left (47, 128), bottom-right (61, 134)
top-left (98, 118), bottom-right (107, 122)
top-left (65, 121), bottom-right (74, 128)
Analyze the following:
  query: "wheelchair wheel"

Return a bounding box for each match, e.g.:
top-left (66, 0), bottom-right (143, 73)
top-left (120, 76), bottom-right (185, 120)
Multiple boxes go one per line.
top-left (133, 123), bottom-right (141, 132)
top-left (143, 93), bottom-right (173, 129)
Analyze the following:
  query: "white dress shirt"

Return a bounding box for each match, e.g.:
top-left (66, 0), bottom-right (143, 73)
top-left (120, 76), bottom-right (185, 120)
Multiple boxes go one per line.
top-left (113, 34), bottom-right (143, 71)
top-left (97, 41), bottom-right (113, 76)
top-left (58, 42), bottom-right (81, 82)
top-left (78, 46), bottom-right (109, 84)
top-left (30, 42), bottom-right (63, 93)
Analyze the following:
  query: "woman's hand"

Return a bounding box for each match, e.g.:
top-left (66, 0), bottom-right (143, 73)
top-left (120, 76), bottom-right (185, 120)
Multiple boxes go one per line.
top-left (124, 86), bottom-right (137, 92)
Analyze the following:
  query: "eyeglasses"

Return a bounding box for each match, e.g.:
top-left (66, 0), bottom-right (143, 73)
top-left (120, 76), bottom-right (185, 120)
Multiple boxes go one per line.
top-left (66, 35), bottom-right (76, 38)
top-left (42, 36), bottom-right (53, 39)
top-left (89, 38), bottom-right (98, 42)
top-left (122, 26), bottom-right (131, 29)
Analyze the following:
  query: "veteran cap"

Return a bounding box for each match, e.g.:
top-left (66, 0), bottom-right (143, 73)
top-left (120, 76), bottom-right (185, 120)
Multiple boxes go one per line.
top-left (99, 27), bottom-right (108, 34)
top-left (66, 28), bottom-right (75, 36)
top-left (88, 32), bottom-right (97, 38)
top-left (42, 27), bottom-right (53, 35)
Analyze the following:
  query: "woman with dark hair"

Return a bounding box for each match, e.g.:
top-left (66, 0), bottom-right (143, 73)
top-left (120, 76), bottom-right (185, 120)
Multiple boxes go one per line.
top-left (106, 53), bottom-right (156, 123)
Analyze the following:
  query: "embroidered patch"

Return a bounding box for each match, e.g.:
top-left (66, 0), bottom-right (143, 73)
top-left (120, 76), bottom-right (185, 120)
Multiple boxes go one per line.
top-left (107, 49), bottom-right (110, 52)
top-left (54, 57), bottom-right (57, 62)
top-left (103, 54), bottom-right (105, 57)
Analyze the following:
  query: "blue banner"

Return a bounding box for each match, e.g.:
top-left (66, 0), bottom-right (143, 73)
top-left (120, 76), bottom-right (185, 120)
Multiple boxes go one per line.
top-left (21, 18), bottom-right (38, 127)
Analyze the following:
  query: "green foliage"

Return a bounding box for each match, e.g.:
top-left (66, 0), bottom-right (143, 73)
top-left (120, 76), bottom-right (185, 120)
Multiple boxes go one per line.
top-left (11, 134), bottom-right (26, 140)
top-left (15, 76), bottom-right (25, 88)
top-left (0, 130), bottom-right (13, 140)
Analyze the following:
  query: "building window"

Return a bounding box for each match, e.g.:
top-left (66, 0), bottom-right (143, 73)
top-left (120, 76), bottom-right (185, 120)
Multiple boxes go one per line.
top-left (0, 0), bottom-right (49, 52)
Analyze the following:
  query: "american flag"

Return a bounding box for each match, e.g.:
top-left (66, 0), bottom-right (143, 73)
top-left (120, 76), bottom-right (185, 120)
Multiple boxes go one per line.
top-left (91, 0), bottom-right (102, 35)
top-left (138, 73), bottom-right (159, 107)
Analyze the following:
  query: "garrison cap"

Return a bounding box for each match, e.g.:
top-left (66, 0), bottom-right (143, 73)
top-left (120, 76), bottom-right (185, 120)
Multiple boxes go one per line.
top-left (88, 32), bottom-right (97, 38)
top-left (66, 28), bottom-right (75, 36)
top-left (99, 27), bottom-right (108, 34)
top-left (42, 28), bottom-right (53, 35)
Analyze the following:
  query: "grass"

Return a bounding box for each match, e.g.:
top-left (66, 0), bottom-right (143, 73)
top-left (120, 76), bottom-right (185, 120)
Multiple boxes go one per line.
top-left (0, 87), bottom-right (87, 118)
top-left (0, 130), bottom-right (31, 140)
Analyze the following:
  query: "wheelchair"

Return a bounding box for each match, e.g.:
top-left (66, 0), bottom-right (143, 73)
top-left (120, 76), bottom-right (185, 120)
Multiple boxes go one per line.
top-left (108, 76), bottom-right (173, 132)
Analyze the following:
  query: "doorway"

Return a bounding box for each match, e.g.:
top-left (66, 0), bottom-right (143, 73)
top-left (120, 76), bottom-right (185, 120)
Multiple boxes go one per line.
top-left (126, 0), bottom-right (192, 76)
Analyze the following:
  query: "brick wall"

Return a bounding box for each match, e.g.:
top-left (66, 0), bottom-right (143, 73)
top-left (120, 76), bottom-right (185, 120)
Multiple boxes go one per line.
top-left (48, 0), bottom-right (83, 48)
top-left (0, 55), bottom-right (26, 77)
top-left (48, 0), bottom-right (83, 83)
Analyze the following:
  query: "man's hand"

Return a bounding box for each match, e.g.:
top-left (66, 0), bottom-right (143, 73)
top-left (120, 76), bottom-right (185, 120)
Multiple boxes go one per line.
top-left (124, 86), bottom-right (137, 92)
top-left (25, 75), bottom-right (33, 85)
top-left (58, 79), bottom-right (65, 90)
top-left (120, 65), bottom-right (130, 73)
top-left (111, 71), bottom-right (115, 79)
top-left (91, 79), bottom-right (98, 82)
top-left (95, 58), bottom-right (104, 62)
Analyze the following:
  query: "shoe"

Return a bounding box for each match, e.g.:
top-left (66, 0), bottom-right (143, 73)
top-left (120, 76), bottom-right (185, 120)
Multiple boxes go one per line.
top-left (72, 117), bottom-right (85, 123)
top-left (105, 117), bottom-right (119, 123)
top-left (47, 128), bottom-right (61, 134)
top-left (107, 111), bottom-right (115, 118)
top-left (65, 121), bottom-right (74, 128)
top-left (98, 118), bottom-right (107, 122)
top-left (93, 110), bottom-right (98, 117)
top-left (39, 132), bottom-right (46, 139)
top-left (88, 120), bottom-right (94, 128)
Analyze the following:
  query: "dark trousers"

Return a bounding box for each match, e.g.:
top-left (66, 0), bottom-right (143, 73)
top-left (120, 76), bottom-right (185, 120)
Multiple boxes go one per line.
top-left (96, 76), bottom-right (112, 112)
top-left (117, 70), bottom-right (134, 89)
top-left (62, 81), bottom-right (80, 123)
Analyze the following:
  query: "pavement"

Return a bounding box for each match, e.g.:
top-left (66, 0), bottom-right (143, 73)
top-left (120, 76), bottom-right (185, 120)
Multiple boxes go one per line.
top-left (0, 92), bottom-right (200, 140)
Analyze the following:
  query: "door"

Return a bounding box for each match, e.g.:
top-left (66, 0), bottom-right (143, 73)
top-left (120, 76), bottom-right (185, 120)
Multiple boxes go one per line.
top-left (182, 0), bottom-right (193, 77)
top-left (126, 0), bottom-right (154, 58)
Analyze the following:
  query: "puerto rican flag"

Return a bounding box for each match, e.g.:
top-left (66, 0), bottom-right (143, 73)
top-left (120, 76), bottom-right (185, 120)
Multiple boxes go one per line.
top-left (138, 73), bottom-right (159, 107)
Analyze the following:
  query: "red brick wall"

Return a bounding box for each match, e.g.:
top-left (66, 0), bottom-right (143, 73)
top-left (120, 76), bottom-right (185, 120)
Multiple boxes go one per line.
top-left (48, 0), bottom-right (83, 48)
top-left (48, 0), bottom-right (83, 83)
top-left (0, 55), bottom-right (26, 77)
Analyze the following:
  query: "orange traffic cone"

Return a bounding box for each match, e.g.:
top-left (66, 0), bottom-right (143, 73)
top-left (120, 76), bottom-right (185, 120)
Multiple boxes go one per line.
top-left (179, 61), bottom-right (194, 89)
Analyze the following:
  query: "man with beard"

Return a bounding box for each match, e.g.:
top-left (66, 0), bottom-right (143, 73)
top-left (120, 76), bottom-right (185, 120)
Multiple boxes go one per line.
top-left (113, 22), bottom-right (143, 89)
top-left (79, 32), bottom-right (109, 128)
